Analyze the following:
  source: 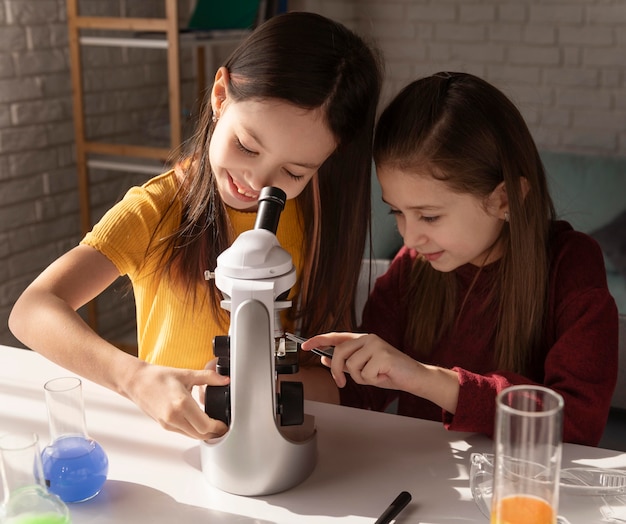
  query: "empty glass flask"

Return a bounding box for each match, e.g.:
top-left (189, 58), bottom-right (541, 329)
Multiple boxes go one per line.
top-left (0, 432), bottom-right (71, 524)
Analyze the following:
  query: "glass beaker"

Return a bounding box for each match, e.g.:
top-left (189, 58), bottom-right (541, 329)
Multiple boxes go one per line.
top-left (41, 377), bottom-right (108, 503)
top-left (0, 432), bottom-right (71, 524)
top-left (490, 385), bottom-right (564, 524)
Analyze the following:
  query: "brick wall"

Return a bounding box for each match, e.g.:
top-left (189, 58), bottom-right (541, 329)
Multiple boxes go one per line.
top-left (296, 0), bottom-right (626, 154)
top-left (1, 0), bottom-right (625, 347)
top-left (1, 0), bottom-right (76, 346)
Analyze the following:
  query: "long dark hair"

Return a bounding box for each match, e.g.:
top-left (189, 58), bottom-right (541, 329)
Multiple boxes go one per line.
top-left (161, 12), bottom-right (383, 336)
top-left (374, 72), bottom-right (556, 373)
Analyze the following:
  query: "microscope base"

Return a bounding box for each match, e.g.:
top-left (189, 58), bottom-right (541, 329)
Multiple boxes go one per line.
top-left (200, 427), bottom-right (317, 496)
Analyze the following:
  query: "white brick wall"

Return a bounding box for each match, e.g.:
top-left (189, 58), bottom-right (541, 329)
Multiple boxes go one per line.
top-left (1, 0), bottom-right (625, 346)
top-left (348, 0), bottom-right (626, 155)
top-left (0, 0), bottom-right (78, 346)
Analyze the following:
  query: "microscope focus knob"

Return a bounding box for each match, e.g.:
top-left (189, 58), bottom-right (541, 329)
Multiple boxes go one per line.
top-left (277, 381), bottom-right (304, 426)
top-left (205, 385), bottom-right (231, 426)
top-left (205, 381), bottom-right (305, 428)
top-left (213, 335), bottom-right (230, 376)
top-left (213, 336), bottom-right (230, 357)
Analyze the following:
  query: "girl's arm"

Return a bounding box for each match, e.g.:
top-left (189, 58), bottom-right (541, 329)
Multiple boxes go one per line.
top-left (279, 364), bottom-right (340, 404)
top-left (302, 332), bottom-right (460, 413)
top-left (449, 286), bottom-right (618, 446)
top-left (9, 245), bottom-right (229, 440)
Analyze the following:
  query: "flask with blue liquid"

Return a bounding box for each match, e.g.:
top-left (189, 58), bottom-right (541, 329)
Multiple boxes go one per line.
top-left (41, 377), bottom-right (109, 503)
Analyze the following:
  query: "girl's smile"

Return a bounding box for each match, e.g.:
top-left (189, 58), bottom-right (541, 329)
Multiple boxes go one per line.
top-left (421, 251), bottom-right (444, 262)
top-left (227, 172), bottom-right (259, 203)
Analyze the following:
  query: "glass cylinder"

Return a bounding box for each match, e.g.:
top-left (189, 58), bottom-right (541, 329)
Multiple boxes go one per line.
top-left (491, 385), bottom-right (564, 524)
top-left (41, 377), bottom-right (108, 503)
top-left (0, 432), bottom-right (71, 524)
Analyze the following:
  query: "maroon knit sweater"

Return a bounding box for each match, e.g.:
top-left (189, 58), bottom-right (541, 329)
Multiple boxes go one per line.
top-left (342, 221), bottom-right (618, 446)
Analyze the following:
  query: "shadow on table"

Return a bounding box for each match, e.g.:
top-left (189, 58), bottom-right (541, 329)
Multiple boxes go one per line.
top-left (69, 479), bottom-right (274, 523)
top-left (185, 410), bottom-right (490, 522)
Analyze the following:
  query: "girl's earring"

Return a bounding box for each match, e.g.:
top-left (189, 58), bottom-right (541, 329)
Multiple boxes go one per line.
top-left (212, 96), bottom-right (225, 123)
top-left (504, 211), bottom-right (510, 222)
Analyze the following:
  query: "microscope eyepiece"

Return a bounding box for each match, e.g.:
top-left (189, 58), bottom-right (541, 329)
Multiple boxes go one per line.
top-left (254, 187), bottom-right (287, 234)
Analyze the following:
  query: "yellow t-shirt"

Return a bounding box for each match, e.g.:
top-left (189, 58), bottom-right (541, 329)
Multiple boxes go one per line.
top-left (81, 170), bottom-right (304, 369)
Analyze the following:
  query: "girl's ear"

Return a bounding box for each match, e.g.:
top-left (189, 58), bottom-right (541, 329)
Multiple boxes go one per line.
top-left (488, 181), bottom-right (509, 220)
top-left (210, 67), bottom-right (229, 116)
top-left (489, 178), bottom-right (530, 220)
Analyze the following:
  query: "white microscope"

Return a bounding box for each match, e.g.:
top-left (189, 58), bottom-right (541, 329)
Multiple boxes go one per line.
top-left (200, 186), bottom-right (317, 496)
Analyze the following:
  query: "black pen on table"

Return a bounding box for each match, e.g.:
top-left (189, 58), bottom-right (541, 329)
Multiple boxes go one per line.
top-left (374, 491), bottom-right (412, 524)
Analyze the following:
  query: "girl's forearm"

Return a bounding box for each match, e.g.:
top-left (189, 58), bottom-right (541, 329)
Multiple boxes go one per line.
top-left (281, 364), bottom-right (340, 404)
top-left (408, 364), bottom-right (460, 414)
top-left (9, 288), bottom-right (142, 398)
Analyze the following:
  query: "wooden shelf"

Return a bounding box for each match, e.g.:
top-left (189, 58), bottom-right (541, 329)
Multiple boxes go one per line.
top-left (86, 155), bottom-right (167, 175)
top-left (79, 29), bottom-right (250, 49)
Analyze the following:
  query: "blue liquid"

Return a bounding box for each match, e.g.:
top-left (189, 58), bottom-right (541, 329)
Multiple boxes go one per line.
top-left (41, 435), bottom-right (108, 503)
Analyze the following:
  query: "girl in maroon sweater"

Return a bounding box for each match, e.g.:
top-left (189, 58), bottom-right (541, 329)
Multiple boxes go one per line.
top-left (302, 72), bottom-right (618, 446)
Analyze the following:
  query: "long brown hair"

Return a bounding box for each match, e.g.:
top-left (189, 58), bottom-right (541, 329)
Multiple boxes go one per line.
top-left (373, 72), bottom-right (556, 374)
top-left (159, 12), bottom-right (383, 336)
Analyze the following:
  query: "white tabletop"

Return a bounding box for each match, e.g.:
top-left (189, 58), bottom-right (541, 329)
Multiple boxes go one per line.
top-left (1, 344), bottom-right (624, 523)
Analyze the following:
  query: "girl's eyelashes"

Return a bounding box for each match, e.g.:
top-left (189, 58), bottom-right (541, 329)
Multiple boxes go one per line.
top-left (235, 138), bottom-right (256, 156)
top-left (284, 169), bottom-right (304, 181)
top-left (388, 208), bottom-right (439, 223)
top-left (236, 137), bottom-right (306, 182)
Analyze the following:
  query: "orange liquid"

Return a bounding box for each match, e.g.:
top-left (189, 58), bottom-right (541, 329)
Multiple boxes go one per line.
top-left (491, 495), bottom-right (555, 524)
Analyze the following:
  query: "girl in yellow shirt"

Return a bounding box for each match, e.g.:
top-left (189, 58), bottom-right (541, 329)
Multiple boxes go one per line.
top-left (9, 12), bottom-right (383, 440)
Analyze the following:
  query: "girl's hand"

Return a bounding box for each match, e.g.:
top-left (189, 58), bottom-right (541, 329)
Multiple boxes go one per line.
top-left (124, 360), bottom-right (230, 440)
top-left (301, 332), bottom-right (422, 392)
top-left (197, 358), bottom-right (221, 405)
top-left (302, 332), bottom-right (460, 414)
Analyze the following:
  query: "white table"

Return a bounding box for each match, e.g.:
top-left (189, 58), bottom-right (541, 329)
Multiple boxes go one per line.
top-left (1, 345), bottom-right (625, 523)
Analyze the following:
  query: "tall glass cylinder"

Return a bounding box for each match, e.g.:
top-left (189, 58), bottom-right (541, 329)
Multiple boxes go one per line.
top-left (0, 432), bottom-right (70, 524)
top-left (41, 377), bottom-right (108, 503)
top-left (491, 385), bottom-right (564, 524)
